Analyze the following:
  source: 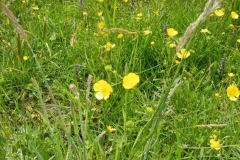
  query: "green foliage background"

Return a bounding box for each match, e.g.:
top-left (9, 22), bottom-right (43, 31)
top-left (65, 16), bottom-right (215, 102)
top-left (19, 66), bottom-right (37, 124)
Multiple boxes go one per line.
top-left (0, 0), bottom-right (240, 159)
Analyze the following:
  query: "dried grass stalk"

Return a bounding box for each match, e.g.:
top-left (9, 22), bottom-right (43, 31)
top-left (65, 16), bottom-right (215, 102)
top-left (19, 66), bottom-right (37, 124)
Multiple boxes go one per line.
top-left (176, 0), bottom-right (223, 53)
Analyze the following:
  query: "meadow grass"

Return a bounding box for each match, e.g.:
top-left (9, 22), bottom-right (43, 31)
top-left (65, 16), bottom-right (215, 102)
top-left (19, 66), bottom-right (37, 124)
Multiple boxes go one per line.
top-left (0, 0), bottom-right (240, 159)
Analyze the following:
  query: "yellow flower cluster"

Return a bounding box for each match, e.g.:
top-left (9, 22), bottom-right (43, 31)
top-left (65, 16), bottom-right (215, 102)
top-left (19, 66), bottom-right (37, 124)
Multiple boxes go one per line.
top-left (93, 73), bottom-right (140, 100)
top-left (214, 9), bottom-right (239, 19)
top-left (104, 42), bottom-right (115, 51)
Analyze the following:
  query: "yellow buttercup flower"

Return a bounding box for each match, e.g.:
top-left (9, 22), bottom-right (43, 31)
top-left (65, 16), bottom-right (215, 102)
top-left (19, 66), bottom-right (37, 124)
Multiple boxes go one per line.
top-left (93, 80), bottom-right (113, 100)
top-left (143, 30), bottom-right (152, 35)
top-left (137, 13), bottom-right (143, 17)
top-left (124, 0), bottom-right (128, 2)
top-left (214, 9), bottom-right (224, 17)
top-left (168, 43), bottom-right (176, 48)
top-left (23, 56), bottom-right (29, 61)
top-left (167, 28), bottom-right (178, 37)
top-left (175, 60), bottom-right (180, 64)
top-left (97, 12), bottom-right (103, 17)
top-left (210, 134), bottom-right (221, 151)
top-left (177, 49), bottom-right (190, 59)
top-left (98, 0), bottom-right (104, 2)
top-left (231, 11), bottom-right (239, 19)
top-left (117, 33), bottom-right (123, 38)
top-left (153, 11), bottom-right (159, 16)
top-left (22, 0), bottom-right (28, 3)
top-left (215, 93), bottom-right (221, 97)
top-left (32, 5), bottom-right (39, 10)
top-left (107, 125), bottom-right (116, 133)
top-left (201, 28), bottom-right (211, 34)
top-left (82, 12), bottom-right (88, 16)
top-left (122, 73), bottom-right (140, 89)
top-left (227, 85), bottom-right (239, 101)
top-left (104, 42), bottom-right (115, 51)
top-left (136, 13), bottom-right (143, 20)
top-left (97, 22), bottom-right (105, 29)
top-left (237, 39), bottom-right (240, 43)
top-left (228, 73), bottom-right (235, 77)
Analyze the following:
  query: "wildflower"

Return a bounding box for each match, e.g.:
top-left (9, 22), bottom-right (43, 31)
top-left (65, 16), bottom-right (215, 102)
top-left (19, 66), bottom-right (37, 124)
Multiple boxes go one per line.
top-left (107, 125), bottom-right (116, 133)
top-left (124, 0), bottom-right (128, 2)
top-left (215, 93), bottom-right (221, 97)
top-left (82, 12), bottom-right (88, 16)
top-left (32, 5), bottom-right (39, 10)
top-left (122, 73), bottom-right (140, 89)
top-left (177, 49), bottom-right (190, 59)
top-left (150, 41), bottom-right (155, 45)
top-left (23, 56), bottom-right (29, 61)
top-left (167, 28), bottom-right (178, 37)
top-left (22, 0), bottom-right (28, 3)
top-left (97, 12), bottom-right (103, 17)
top-left (136, 13), bottom-right (143, 20)
top-left (153, 11), bottom-right (159, 16)
top-left (98, 0), bottom-right (104, 2)
top-left (143, 30), bottom-right (152, 35)
top-left (231, 11), bottom-right (239, 19)
top-left (93, 80), bottom-right (113, 100)
top-left (104, 42), bottom-right (115, 51)
top-left (117, 33), bottom-right (123, 38)
top-left (237, 39), bottom-right (240, 43)
top-left (97, 22), bottom-right (105, 29)
top-left (201, 28), bottom-right (211, 34)
top-left (227, 85), bottom-right (239, 101)
top-left (214, 9), bottom-right (224, 17)
top-left (210, 134), bottom-right (221, 150)
top-left (175, 60), bottom-right (180, 64)
top-left (168, 43), bottom-right (176, 48)
top-left (137, 13), bottom-right (143, 17)
top-left (94, 32), bottom-right (99, 36)
top-left (228, 73), bottom-right (235, 77)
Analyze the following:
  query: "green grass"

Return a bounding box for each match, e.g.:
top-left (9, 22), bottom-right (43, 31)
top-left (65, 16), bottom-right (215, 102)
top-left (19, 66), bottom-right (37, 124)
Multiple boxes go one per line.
top-left (0, 0), bottom-right (240, 159)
